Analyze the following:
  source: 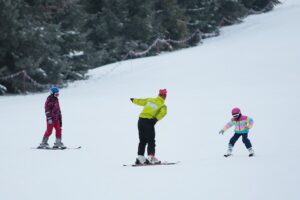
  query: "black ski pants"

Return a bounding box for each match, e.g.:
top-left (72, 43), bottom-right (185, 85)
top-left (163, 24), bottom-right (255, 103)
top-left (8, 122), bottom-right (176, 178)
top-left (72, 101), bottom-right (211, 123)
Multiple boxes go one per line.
top-left (137, 118), bottom-right (156, 156)
top-left (229, 133), bottom-right (252, 149)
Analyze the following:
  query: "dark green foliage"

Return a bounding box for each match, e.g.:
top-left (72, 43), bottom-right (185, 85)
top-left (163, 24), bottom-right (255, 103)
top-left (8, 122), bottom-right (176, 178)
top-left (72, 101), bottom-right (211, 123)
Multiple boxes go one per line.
top-left (123, 0), bottom-right (154, 41)
top-left (154, 0), bottom-right (188, 40)
top-left (0, 0), bottom-right (280, 94)
top-left (0, 0), bottom-right (90, 94)
top-left (241, 0), bottom-right (280, 12)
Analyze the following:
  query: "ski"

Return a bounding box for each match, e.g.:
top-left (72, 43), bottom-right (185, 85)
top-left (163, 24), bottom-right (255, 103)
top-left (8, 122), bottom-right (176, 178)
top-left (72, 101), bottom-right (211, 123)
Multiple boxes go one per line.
top-left (249, 153), bottom-right (254, 157)
top-left (32, 146), bottom-right (82, 150)
top-left (123, 161), bottom-right (180, 167)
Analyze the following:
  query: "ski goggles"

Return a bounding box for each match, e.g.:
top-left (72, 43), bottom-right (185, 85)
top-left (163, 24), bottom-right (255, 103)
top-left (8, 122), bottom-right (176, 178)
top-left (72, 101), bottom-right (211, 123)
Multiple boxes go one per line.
top-left (232, 113), bottom-right (240, 118)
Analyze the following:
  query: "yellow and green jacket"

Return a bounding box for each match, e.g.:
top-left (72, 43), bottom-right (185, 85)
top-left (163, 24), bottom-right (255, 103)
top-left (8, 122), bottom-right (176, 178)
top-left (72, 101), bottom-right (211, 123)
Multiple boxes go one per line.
top-left (132, 96), bottom-right (167, 121)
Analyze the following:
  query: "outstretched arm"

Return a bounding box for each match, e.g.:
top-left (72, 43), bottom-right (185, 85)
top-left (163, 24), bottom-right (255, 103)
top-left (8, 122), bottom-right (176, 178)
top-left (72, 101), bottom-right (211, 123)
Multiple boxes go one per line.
top-left (223, 120), bottom-right (234, 131)
top-left (219, 120), bottom-right (234, 134)
top-left (131, 98), bottom-right (148, 106)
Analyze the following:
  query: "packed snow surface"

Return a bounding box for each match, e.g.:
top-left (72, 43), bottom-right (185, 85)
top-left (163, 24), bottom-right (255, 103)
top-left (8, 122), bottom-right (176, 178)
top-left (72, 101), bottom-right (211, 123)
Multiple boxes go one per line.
top-left (0, 0), bottom-right (299, 199)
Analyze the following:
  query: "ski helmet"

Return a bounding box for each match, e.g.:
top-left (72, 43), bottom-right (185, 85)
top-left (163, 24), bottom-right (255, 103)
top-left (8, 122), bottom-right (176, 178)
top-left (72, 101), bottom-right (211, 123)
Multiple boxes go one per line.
top-left (159, 89), bottom-right (167, 97)
top-left (50, 87), bottom-right (59, 94)
top-left (232, 107), bottom-right (241, 119)
top-left (232, 107), bottom-right (241, 115)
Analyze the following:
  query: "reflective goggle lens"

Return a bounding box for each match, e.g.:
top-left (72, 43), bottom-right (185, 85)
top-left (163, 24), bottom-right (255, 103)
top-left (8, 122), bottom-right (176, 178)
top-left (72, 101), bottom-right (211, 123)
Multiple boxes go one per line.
top-left (232, 113), bottom-right (240, 118)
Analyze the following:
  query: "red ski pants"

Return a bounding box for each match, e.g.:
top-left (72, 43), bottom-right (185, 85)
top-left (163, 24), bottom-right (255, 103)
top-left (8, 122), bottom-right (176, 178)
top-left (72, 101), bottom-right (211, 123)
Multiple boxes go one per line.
top-left (43, 119), bottom-right (62, 139)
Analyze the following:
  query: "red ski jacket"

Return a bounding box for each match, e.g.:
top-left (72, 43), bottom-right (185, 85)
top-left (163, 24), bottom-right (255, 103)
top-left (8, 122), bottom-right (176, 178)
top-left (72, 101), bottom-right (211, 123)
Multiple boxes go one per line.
top-left (45, 94), bottom-right (62, 121)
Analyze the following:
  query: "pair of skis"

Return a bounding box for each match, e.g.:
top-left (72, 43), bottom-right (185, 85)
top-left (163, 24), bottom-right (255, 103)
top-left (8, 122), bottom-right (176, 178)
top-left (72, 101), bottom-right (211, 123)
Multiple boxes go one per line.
top-left (32, 146), bottom-right (82, 150)
top-left (123, 161), bottom-right (180, 167)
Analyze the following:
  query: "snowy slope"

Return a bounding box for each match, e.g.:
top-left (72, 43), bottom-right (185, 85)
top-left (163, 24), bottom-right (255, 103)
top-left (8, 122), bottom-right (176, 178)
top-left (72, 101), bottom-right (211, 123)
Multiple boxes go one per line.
top-left (1, 0), bottom-right (300, 199)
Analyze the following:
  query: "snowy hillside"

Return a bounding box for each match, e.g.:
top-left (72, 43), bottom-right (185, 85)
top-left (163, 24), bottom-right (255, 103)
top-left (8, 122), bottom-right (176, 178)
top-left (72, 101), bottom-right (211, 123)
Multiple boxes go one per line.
top-left (1, 0), bottom-right (300, 200)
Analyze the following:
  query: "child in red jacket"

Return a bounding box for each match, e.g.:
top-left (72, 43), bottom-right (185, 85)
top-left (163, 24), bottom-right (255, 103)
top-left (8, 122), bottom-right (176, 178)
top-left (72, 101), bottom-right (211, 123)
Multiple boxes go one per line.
top-left (38, 87), bottom-right (65, 149)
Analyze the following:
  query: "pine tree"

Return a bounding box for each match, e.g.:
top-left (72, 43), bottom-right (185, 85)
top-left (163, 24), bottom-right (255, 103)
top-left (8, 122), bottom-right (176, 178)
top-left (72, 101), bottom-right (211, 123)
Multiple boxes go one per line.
top-left (123, 0), bottom-right (154, 41)
top-left (154, 0), bottom-right (188, 41)
top-left (0, 0), bottom-right (91, 94)
top-left (216, 0), bottom-right (247, 25)
top-left (0, 0), bottom-right (41, 93)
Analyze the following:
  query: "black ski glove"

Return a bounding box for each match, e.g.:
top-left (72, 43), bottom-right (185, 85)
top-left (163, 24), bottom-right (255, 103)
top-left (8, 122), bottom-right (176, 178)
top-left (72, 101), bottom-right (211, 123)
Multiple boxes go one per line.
top-left (130, 98), bottom-right (134, 102)
top-left (59, 117), bottom-right (62, 127)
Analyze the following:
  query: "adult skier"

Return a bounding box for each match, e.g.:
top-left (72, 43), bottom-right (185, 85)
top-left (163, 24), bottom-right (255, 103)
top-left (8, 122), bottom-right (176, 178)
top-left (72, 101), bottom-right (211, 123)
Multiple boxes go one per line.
top-left (131, 89), bottom-right (168, 164)
top-left (219, 107), bottom-right (255, 157)
top-left (38, 87), bottom-right (65, 149)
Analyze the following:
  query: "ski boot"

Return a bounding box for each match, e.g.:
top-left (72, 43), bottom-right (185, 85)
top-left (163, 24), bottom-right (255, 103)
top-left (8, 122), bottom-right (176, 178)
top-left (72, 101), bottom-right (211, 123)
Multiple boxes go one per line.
top-left (53, 138), bottom-right (66, 149)
top-left (148, 154), bottom-right (161, 164)
top-left (224, 144), bottom-right (233, 157)
top-left (135, 155), bottom-right (149, 165)
top-left (38, 137), bottom-right (50, 149)
top-left (248, 148), bottom-right (255, 157)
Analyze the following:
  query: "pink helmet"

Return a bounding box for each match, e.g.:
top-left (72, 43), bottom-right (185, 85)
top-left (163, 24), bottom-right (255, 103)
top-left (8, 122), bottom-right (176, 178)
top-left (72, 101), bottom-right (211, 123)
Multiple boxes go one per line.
top-left (159, 89), bottom-right (167, 97)
top-left (232, 107), bottom-right (241, 115)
